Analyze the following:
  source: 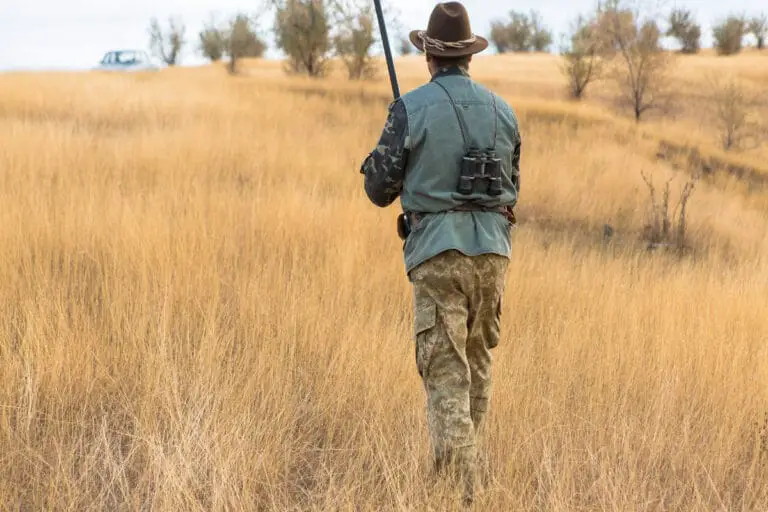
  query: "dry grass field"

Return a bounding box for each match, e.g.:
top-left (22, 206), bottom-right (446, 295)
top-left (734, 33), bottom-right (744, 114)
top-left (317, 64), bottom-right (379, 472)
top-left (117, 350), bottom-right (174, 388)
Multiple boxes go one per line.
top-left (1, 52), bottom-right (768, 510)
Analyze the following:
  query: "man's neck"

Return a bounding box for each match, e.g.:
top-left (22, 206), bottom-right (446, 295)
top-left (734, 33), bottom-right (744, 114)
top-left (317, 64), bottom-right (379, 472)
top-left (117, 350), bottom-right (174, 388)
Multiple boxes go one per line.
top-left (430, 65), bottom-right (470, 80)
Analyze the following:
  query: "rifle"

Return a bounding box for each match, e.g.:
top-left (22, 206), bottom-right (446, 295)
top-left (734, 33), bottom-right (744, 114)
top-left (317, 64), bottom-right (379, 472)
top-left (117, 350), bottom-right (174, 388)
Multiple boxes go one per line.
top-left (373, 0), bottom-right (400, 100)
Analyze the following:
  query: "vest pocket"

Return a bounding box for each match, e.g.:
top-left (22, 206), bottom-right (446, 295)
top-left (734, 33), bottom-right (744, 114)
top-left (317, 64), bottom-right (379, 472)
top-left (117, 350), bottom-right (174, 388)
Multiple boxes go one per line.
top-left (414, 301), bottom-right (437, 378)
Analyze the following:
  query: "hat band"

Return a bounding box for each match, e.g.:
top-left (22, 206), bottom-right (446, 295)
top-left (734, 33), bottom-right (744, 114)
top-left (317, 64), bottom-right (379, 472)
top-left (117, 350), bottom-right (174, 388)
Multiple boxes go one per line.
top-left (418, 31), bottom-right (477, 53)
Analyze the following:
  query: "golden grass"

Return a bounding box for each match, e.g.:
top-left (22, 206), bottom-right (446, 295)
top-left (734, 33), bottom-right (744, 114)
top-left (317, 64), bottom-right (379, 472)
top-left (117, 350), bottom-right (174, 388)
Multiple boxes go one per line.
top-left (1, 53), bottom-right (768, 510)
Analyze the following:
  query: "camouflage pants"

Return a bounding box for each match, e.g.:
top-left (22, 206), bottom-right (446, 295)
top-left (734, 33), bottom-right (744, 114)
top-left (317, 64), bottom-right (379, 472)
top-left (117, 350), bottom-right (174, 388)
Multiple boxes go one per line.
top-left (409, 250), bottom-right (509, 503)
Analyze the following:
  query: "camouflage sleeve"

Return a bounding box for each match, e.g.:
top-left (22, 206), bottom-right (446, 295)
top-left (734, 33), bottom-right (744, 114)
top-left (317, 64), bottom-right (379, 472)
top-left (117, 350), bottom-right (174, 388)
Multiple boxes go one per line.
top-left (511, 137), bottom-right (521, 194)
top-left (360, 99), bottom-right (409, 208)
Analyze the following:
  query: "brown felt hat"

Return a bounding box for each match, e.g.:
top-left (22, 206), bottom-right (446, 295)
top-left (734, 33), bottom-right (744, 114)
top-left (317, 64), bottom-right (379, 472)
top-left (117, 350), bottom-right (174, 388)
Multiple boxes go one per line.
top-left (409, 2), bottom-right (488, 57)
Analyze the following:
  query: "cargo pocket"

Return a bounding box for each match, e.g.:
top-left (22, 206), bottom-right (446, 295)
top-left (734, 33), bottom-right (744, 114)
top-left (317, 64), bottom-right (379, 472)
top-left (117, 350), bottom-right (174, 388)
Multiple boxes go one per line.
top-left (414, 301), bottom-right (437, 379)
top-left (488, 296), bottom-right (502, 350)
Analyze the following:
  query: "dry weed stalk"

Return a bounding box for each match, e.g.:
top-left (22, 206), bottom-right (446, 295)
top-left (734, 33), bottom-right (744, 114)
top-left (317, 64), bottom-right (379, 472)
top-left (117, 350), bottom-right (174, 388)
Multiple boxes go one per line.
top-left (641, 170), bottom-right (699, 252)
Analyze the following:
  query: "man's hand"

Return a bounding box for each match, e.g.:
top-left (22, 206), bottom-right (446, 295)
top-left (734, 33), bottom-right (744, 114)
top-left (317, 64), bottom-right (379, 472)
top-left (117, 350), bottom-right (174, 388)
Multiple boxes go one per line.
top-left (360, 153), bottom-right (373, 175)
top-left (360, 100), bottom-right (409, 207)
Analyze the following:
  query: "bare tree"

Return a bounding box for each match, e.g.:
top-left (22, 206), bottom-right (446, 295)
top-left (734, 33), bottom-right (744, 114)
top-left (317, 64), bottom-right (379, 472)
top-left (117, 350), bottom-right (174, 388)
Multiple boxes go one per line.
top-left (708, 75), bottom-right (760, 151)
top-left (560, 15), bottom-right (603, 99)
top-left (713, 16), bottom-right (746, 55)
top-left (334, 1), bottom-right (377, 80)
top-left (748, 13), bottom-right (767, 50)
top-left (199, 16), bottom-right (226, 62)
top-left (148, 16), bottom-right (186, 66)
top-left (225, 14), bottom-right (267, 74)
top-left (666, 8), bottom-right (701, 54)
top-left (597, 3), bottom-right (671, 122)
top-left (274, 0), bottom-right (332, 77)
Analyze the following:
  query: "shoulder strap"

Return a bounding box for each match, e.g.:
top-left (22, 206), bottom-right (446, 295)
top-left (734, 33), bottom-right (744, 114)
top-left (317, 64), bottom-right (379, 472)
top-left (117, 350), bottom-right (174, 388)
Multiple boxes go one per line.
top-left (490, 92), bottom-right (499, 150)
top-left (433, 80), bottom-right (470, 152)
top-left (433, 79), bottom-right (499, 151)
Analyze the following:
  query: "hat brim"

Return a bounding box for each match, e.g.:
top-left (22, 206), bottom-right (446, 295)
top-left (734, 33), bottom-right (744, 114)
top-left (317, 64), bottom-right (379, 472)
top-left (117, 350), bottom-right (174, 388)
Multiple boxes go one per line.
top-left (409, 30), bottom-right (488, 57)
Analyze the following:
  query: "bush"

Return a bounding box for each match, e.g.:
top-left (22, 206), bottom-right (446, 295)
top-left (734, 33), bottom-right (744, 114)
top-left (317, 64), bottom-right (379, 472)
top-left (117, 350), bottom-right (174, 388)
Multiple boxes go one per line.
top-left (748, 13), bottom-right (767, 50)
top-left (641, 171), bottom-right (699, 253)
top-left (713, 16), bottom-right (746, 55)
top-left (199, 18), bottom-right (226, 63)
top-left (489, 10), bottom-right (552, 53)
top-left (708, 75), bottom-right (760, 151)
top-left (274, 0), bottom-right (332, 77)
top-left (489, 21), bottom-right (511, 53)
top-left (666, 8), bottom-right (701, 54)
top-left (225, 14), bottom-right (267, 74)
top-left (506, 11), bottom-right (533, 52)
top-left (529, 12), bottom-right (553, 52)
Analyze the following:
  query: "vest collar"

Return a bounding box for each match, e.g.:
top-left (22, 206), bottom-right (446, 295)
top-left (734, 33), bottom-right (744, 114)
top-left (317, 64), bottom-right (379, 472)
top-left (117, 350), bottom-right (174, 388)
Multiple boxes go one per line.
top-left (430, 66), bottom-right (470, 81)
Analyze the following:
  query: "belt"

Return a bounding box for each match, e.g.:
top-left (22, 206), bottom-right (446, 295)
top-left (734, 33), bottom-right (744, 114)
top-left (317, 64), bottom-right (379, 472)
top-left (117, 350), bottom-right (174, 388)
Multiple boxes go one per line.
top-left (398, 204), bottom-right (517, 241)
top-left (408, 204), bottom-right (516, 225)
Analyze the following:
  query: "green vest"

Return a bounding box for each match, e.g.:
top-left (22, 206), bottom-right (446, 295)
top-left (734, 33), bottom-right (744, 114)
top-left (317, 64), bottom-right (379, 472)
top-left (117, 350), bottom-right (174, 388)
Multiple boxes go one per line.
top-left (400, 69), bottom-right (521, 273)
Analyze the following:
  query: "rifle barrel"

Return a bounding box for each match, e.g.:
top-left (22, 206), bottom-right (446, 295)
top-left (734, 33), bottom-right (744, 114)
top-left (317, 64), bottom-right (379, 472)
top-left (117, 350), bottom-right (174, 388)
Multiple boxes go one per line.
top-left (373, 0), bottom-right (400, 100)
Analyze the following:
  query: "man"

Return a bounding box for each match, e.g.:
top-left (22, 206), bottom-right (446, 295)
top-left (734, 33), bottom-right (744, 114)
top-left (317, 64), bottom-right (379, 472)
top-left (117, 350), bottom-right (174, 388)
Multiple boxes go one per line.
top-left (360, 1), bottom-right (521, 505)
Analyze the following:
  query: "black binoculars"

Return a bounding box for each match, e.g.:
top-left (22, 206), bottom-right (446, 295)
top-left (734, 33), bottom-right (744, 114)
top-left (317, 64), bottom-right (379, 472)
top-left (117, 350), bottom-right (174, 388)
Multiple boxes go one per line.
top-left (458, 149), bottom-right (502, 196)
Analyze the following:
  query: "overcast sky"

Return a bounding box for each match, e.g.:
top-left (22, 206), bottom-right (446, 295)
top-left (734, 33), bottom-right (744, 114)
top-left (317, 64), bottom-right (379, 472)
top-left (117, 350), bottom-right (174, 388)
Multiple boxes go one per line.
top-left (0, 1), bottom-right (764, 70)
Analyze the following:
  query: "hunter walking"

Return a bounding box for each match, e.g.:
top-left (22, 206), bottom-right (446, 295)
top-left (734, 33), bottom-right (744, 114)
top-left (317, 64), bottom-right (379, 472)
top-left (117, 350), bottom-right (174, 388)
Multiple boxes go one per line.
top-left (360, 1), bottom-right (521, 505)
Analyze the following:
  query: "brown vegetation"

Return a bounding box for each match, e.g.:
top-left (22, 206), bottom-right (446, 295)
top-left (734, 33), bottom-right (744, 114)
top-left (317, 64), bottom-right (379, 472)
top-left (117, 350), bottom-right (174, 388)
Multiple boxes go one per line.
top-left (0, 49), bottom-right (767, 509)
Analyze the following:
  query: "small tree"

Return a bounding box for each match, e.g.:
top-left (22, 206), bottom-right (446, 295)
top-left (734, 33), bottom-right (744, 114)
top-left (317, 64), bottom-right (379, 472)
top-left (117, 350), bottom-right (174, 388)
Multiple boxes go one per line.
top-left (708, 75), bottom-right (760, 151)
top-left (199, 17), bottom-right (226, 62)
top-left (529, 11), bottom-right (554, 52)
top-left (748, 13), bottom-right (767, 49)
top-left (713, 16), bottom-right (746, 55)
top-left (666, 8), bottom-right (701, 54)
top-left (334, 3), bottom-right (377, 80)
top-left (148, 16), bottom-right (186, 66)
top-left (597, 3), bottom-right (670, 122)
top-left (507, 11), bottom-right (534, 52)
top-left (490, 20), bottom-right (511, 53)
top-left (560, 15), bottom-right (603, 99)
top-left (274, 0), bottom-right (332, 77)
top-left (225, 14), bottom-right (267, 74)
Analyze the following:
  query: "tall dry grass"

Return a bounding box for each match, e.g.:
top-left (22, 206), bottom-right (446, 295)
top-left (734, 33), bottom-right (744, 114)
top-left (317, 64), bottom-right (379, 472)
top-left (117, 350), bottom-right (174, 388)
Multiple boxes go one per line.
top-left (1, 54), bottom-right (768, 510)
